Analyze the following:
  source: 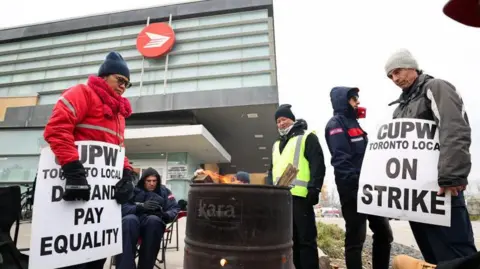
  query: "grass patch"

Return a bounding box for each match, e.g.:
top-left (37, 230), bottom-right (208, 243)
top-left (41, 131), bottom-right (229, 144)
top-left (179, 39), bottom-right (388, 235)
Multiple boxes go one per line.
top-left (316, 222), bottom-right (345, 259)
top-left (470, 215), bottom-right (480, 221)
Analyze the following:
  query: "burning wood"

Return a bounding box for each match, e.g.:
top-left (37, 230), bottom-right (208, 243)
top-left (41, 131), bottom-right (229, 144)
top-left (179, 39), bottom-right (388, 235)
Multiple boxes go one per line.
top-left (192, 169), bottom-right (243, 184)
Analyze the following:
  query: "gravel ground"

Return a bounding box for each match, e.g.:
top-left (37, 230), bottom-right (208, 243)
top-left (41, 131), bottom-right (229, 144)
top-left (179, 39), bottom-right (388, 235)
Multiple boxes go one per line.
top-left (329, 235), bottom-right (424, 269)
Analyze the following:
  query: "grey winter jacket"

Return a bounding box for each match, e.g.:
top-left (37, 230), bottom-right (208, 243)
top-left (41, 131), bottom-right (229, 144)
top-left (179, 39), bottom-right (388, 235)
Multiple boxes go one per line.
top-left (388, 73), bottom-right (471, 188)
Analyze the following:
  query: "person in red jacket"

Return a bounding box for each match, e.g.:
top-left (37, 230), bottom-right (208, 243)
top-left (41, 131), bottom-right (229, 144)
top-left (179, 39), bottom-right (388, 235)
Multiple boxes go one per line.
top-left (43, 51), bottom-right (135, 269)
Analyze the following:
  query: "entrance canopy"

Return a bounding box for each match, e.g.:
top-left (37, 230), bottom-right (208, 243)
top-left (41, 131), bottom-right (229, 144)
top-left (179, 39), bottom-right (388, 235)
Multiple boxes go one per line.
top-left (124, 125), bottom-right (231, 164)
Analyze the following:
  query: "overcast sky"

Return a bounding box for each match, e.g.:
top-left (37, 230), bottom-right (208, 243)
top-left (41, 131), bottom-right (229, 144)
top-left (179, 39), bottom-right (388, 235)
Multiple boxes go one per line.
top-left (1, 0), bottom-right (479, 191)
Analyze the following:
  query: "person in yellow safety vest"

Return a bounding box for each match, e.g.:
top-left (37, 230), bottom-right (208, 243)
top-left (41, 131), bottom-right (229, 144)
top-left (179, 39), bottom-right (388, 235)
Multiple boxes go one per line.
top-left (266, 104), bottom-right (326, 269)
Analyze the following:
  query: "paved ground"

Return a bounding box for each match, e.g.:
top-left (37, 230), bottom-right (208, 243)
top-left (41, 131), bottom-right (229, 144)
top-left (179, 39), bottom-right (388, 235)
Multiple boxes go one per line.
top-left (11, 217), bottom-right (479, 268)
top-left (320, 217), bottom-right (480, 250)
top-left (11, 218), bottom-right (187, 269)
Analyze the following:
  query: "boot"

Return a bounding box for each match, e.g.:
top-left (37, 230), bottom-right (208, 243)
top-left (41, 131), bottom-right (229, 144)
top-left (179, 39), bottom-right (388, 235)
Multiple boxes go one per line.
top-left (392, 255), bottom-right (436, 269)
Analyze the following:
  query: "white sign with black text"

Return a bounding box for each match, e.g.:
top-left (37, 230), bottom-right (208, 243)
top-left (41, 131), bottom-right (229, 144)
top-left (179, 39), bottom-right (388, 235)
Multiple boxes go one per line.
top-left (29, 141), bottom-right (125, 268)
top-left (357, 119), bottom-right (451, 227)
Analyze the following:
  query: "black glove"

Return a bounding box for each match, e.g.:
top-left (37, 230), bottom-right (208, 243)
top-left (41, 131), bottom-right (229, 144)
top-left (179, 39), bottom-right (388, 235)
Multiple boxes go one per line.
top-left (144, 199), bottom-right (162, 212)
top-left (153, 206), bottom-right (169, 220)
top-left (113, 169), bottom-right (135, 204)
top-left (306, 187), bottom-right (320, 206)
top-left (61, 160), bottom-right (91, 202)
top-left (136, 200), bottom-right (162, 214)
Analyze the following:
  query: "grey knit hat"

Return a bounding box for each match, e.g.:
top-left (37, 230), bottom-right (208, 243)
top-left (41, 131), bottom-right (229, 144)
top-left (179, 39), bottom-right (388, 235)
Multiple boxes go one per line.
top-left (384, 49), bottom-right (419, 76)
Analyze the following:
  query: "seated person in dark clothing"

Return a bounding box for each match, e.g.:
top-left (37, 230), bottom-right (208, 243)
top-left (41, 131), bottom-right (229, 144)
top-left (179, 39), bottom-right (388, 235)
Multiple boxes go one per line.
top-left (116, 167), bottom-right (180, 269)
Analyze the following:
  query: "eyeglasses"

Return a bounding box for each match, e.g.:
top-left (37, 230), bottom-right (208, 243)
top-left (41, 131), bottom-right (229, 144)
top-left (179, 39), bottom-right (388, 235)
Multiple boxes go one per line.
top-left (114, 75), bottom-right (132, 89)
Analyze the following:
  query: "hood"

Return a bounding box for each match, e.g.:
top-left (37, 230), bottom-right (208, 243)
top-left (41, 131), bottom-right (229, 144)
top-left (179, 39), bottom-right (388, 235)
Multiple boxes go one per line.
top-left (137, 167), bottom-right (161, 191)
top-left (330, 87), bottom-right (358, 118)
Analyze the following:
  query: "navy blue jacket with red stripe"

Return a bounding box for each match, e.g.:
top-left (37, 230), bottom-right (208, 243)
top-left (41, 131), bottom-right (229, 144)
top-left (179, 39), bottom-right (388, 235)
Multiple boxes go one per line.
top-left (325, 87), bottom-right (368, 197)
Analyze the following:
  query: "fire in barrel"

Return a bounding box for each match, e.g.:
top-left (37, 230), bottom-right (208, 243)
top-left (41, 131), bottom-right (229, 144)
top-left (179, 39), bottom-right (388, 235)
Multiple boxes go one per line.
top-left (184, 168), bottom-right (296, 269)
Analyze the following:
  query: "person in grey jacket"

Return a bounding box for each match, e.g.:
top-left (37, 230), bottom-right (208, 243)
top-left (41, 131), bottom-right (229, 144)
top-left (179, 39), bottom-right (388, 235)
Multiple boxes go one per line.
top-left (384, 49), bottom-right (477, 265)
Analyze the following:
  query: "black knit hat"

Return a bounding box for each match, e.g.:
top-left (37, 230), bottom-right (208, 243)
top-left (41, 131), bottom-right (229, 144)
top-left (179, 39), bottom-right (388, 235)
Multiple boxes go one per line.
top-left (98, 51), bottom-right (130, 80)
top-left (275, 104), bottom-right (296, 121)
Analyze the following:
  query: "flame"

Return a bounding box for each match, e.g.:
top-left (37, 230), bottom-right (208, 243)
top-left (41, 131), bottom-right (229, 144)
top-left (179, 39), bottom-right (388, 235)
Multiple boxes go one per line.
top-left (201, 170), bottom-right (243, 184)
top-left (220, 258), bottom-right (227, 266)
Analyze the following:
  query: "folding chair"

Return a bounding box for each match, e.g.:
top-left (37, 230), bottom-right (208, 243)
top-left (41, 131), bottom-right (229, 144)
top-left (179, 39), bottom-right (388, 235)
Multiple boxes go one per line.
top-left (109, 211), bottom-right (187, 269)
top-left (0, 186), bottom-right (29, 269)
top-left (164, 211), bottom-right (187, 252)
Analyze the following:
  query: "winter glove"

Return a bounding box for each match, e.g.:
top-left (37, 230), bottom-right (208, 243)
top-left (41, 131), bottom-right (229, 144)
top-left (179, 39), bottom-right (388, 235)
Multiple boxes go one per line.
top-left (136, 199), bottom-right (161, 214)
top-left (306, 187), bottom-right (320, 206)
top-left (152, 205), bottom-right (170, 221)
top-left (113, 169), bottom-right (135, 204)
top-left (61, 160), bottom-right (91, 202)
top-left (144, 199), bottom-right (162, 213)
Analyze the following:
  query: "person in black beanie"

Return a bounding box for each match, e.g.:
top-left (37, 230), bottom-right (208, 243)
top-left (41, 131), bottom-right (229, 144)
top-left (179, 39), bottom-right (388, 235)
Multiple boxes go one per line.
top-left (43, 51), bottom-right (135, 269)
top-left (267, 104), bottom-right (326, 269)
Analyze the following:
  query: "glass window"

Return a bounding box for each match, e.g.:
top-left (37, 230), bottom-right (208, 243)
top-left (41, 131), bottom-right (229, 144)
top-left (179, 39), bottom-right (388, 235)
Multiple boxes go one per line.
top-left (0, 54), bottom-right (18, 63)
top-left (45, 67), bottom-right (81, 79)
top-left (84, 40), bottom-right (122, 51)
top-left (0, 74), bottom-right (12, 84)
top-left (14, 61), bottom-right (49, 71)
top-left (197, 76), bottom-right (242, 91)
top-left (86, 28), bottom-right (123, 40)
top-left (240, 9), bottom-right (268, 20)
top-left (167, 152), bottom-right (188, 165)
top-left (0, 130), bottom-right (45, 155)
top-left (0, 156), bottom-right (40, 183)
top-left (242, 74), bottom-right (271, 87)
top-left (38, 93), bottom-right (61, 105)
top-left (0, 42), bottom-right (20, 54)
top-left (128, 153), bottom-right (167, 160)
top-left (0, 63), bottom-right (15, 72)
top-left (12, 71), bottom-right (46, 82)
top-left (52, 33), bottom-right (87, 45)
top-left (19, 38), bottom-right (53, 49)
top-left (50, 44), bottom-right (85, 55)
top-left (121, 25), bottom-right (145, 35)
top-left (17, 49), bottom-right (50, 60)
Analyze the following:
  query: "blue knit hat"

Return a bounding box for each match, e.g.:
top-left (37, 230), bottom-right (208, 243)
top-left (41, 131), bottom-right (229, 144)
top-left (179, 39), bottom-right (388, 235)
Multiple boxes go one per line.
top-left (98, 52), bottom-right (130, 80)
top-left (236, 171), bottom-right (250, 184)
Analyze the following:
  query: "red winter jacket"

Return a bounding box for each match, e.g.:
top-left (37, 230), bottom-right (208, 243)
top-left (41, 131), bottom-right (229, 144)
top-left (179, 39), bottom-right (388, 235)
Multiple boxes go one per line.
top-left (44, 76), bottom-right (132, 171)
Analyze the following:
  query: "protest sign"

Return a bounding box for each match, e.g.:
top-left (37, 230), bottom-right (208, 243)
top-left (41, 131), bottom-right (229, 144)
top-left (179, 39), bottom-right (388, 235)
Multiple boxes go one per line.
top-left (357, 118), bottom-right (451, 227)
top-left (29, 141), bottom-right (124, 268)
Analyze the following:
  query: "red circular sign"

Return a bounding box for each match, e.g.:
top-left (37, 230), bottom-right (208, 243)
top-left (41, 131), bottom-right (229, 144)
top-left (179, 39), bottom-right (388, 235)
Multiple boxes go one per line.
top-left (136, 23), bottom-right (176, 58)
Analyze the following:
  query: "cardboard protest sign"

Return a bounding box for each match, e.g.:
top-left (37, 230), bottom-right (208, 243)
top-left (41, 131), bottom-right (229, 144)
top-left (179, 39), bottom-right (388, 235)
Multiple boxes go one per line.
top-left (357, 119), bottom-right (451, 227)
top-left (29, 141), bottom-right (124, 268)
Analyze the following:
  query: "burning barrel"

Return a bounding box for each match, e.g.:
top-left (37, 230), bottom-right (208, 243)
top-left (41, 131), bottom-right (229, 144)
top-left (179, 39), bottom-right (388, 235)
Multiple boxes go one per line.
top-left (184, 183), bottom-right (294, 269)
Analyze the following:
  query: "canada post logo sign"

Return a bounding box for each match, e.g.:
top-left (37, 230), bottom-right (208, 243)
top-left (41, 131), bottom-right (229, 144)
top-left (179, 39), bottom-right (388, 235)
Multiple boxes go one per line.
top-left (136, 23), bottom-right (175, 58)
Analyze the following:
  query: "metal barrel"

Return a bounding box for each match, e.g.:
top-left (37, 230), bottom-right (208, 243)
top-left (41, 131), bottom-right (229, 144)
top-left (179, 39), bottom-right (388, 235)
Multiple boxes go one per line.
top-left (184, 183), bottom-right (294, 269)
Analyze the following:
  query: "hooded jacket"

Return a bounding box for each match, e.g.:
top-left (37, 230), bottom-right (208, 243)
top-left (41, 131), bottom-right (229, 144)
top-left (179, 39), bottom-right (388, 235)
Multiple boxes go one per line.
top-left (267, 119), bottom-right (326, 190)
top-left (325, 87), bottom-right (368, 196)
top-left (121, 167), bottom-right (180, 223)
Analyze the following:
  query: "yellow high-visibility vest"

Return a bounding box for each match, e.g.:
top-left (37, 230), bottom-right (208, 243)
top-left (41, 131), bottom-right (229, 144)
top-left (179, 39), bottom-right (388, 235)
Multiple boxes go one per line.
top-left (272, 131), bottom-right (313, 197)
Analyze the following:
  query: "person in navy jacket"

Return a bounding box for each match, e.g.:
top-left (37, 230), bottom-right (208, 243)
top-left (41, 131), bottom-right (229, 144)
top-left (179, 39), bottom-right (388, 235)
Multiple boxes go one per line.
top-left (115, 167), bottom-right (180, 269)
top-left (325, 87), bottom-right (393, 269)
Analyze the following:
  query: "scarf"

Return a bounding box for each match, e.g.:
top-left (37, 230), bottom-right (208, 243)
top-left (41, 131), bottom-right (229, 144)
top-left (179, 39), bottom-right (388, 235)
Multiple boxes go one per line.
top-left (87, 76), bottom-right (132, 119)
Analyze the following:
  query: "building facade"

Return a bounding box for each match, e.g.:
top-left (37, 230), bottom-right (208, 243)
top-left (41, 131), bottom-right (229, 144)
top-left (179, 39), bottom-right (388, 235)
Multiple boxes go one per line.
top-left (0, 0), bottom-right (279, 199)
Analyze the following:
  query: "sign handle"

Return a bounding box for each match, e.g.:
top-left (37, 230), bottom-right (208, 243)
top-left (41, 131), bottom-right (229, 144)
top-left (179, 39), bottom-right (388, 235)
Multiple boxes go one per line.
top-left (139, 16), bottom-right (151, 94)
top-left (163, 13), bottom-right (173, 95)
